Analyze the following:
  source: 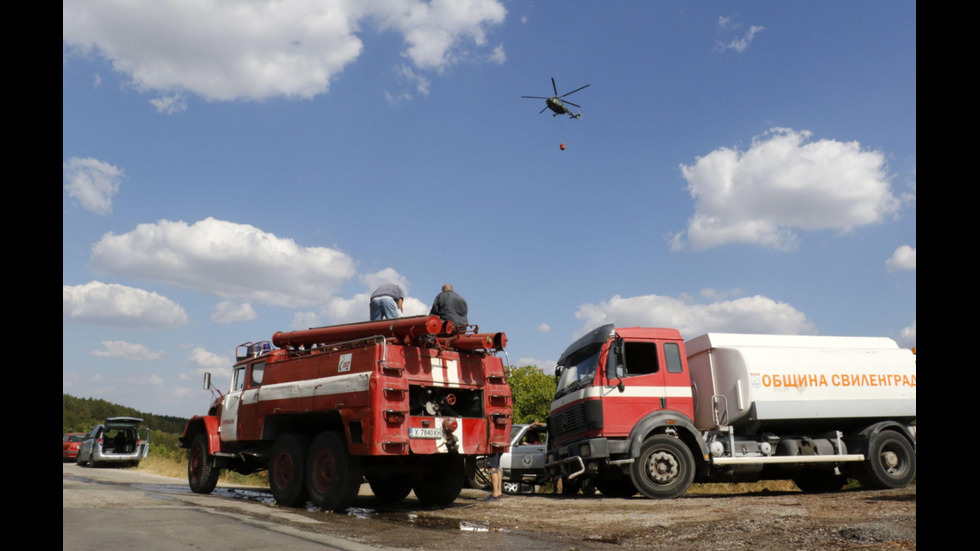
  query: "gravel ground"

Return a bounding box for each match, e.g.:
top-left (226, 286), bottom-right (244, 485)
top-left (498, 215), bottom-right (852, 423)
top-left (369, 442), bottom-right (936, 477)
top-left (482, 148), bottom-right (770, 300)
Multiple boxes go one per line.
top-left (282, 485), bottom-right (916, 551)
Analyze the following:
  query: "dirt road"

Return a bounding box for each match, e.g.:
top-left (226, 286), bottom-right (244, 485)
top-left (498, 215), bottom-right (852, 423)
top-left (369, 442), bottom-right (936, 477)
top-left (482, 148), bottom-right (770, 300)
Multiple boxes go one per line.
top-left (309, 485), bottom-right (916, 551)
top-left (64, 464), bottom-right (915, 550)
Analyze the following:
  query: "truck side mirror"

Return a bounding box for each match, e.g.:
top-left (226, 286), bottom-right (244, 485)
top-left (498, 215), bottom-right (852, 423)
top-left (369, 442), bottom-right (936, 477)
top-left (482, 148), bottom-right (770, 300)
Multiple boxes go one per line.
top-left (608, 338), bottom-right (626, 392)
top-left (203, 372), bottom-right (211, 390)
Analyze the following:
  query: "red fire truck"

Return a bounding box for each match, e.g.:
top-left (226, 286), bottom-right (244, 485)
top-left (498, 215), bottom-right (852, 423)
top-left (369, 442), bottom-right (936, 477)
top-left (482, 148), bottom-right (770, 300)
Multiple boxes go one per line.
top-left (180, 315), bottom-right (512, 512)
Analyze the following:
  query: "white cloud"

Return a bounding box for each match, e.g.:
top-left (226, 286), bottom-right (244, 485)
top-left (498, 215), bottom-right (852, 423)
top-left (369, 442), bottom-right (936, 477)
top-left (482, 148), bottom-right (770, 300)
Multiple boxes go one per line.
top-left (574, 293), bottom-right (816, 338)
top-left (63, 157), bottom-right (123, 215)
top-left (211, 301), bottom-right (258, 323)
top-left (538, 323), bottom-right (551, 333)
top-left (90, 217), bottom-right (357, 308)
top-left (322, 268), bottom-right (428, 323)
top-left (63, 281), bottom-right (189, 328)
top-left (188, 347), bottom-right (230, 374)
top-left (886, 245), bottom-right (916, 272)
top-left (90, 340), bottom-right (165, 361)
top-left (716, 16), bottom-right (764, 53)
top-left (515, 357), bottom-right (557, 374)
top-left (899, 322), bottom-right (916, 349)
top-left (671, 128), bottom-right (900, 251)
top-left (150, 94), bottom-right (188, 114)
top-left (63, 0), bottom-right (506, 105)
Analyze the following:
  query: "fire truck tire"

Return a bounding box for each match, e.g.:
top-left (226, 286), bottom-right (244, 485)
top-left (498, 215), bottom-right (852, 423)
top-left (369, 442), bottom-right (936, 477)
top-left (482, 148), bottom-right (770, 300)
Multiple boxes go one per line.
top-left (466, 456), bottom-right (491, 490)
top-left (412, 454), bottom-right (465, 507)
top-left (368, 474), bottom-right (414, 504)
top-left (269, 433), bottom-right (311, 508)
top-left (306, 431), bottom-right (362, 512)
top-left (857, 431), bottom-right (916, 489)
top-left (188, 434), bottom-right (219, 494)
top-left (630, 434), bottom-right (695, 499)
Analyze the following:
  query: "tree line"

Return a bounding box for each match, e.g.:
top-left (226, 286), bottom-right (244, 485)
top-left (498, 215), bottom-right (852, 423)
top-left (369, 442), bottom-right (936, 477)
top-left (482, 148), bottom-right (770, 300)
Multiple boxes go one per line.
top-left (62, 394), bottom-right (189, 434)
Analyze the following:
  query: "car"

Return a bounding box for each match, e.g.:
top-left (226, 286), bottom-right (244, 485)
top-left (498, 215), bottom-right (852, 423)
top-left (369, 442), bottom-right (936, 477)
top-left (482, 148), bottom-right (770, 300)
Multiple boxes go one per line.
top-left (76, 417), bottom-right (150, 468)
top-left (63, 433), bottom-right (86, 462)
top-left (467, 423), bottom-right (550, 494)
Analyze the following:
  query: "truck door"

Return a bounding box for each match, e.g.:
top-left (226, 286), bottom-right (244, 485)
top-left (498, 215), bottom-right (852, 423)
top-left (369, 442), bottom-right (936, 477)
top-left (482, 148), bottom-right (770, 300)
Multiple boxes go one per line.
top-left (603, 339), bottom-right (668, 437)
top-left (219, 365), bottom-right (247, 442)
top-left (660, 341), bottom-right (694, 419)
top-left (236, 361), bottom-right (265, 441)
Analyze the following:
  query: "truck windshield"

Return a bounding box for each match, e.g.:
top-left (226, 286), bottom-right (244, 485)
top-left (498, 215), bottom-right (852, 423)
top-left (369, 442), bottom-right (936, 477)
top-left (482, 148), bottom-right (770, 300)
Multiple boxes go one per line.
top-left (555, 343), bottom-right (602, 398)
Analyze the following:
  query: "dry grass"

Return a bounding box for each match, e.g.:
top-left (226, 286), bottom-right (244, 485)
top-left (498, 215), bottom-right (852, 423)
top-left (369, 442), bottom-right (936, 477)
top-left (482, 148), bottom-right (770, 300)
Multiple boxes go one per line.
top-left (136, 452), bottom-right (268, 487)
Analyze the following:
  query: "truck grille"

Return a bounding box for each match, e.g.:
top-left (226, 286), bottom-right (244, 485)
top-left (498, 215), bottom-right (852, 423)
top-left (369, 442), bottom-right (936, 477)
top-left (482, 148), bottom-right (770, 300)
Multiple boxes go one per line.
top-left (550, 402), bottom-right (588, 442)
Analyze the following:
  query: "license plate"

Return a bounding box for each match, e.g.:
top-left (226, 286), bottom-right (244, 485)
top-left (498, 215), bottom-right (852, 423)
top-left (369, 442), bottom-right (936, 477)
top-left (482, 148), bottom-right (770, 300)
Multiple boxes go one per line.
top-left (409, 427), bottom-right (443, 439)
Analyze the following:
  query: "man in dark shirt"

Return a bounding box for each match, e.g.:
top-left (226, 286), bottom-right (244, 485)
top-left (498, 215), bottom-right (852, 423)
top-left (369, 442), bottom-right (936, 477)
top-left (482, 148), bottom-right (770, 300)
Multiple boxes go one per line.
top-left (429, 284), bottom-right (468, 330)
top-left (370, 283), bottom-right (404, 320)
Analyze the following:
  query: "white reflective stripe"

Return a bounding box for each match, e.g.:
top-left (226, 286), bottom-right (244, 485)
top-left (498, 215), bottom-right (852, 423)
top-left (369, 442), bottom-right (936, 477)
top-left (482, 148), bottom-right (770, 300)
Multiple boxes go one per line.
top-left (256, 372), bottom-right (371, 402)
top-left (429, 357), bottom-right (461, 387)
top-left (550, 385), bottom-right (693, 412)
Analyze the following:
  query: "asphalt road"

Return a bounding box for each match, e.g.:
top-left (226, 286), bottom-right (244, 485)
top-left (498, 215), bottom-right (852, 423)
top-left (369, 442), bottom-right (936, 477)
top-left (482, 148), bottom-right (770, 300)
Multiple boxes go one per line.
top-left (62, 463), bottom-right (384, 551)
top-left (63, 462), bottom-right (916, 550)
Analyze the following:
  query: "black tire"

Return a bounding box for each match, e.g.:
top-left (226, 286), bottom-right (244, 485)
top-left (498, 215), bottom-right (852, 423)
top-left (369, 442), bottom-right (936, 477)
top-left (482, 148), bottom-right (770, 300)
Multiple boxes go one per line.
top-left (412, 454), bottom-right (464, 508)
top-left (269, 434), bottom-right (311, 507)
top-left (368, 473), bottom-right (414, 504)
top-left (580, 477), bottom-right (597, 496)
top-left (859, 431), bottom-right (916, 489)
top-left (561, 477), bottom-right (582, 495)
top-left (306, 431), bottom-right (362, 512)
top-left (630, 434), bottom-right (695, 499)
top-left (792, 470), bottom-right (848, 493)
top-left (596, 475), bottom-right (637, 497)
top-left (466, 456), bottom-right (491, 490)
top-left (188, 434), bottom-right (220, 494)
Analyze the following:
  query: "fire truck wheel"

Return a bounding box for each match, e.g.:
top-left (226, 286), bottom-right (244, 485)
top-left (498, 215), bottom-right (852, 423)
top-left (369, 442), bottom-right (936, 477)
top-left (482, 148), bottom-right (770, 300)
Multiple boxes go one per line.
top-left (858, 431), bottom-right (916, 489)
top-left (368, 473), bottom-right (414, 504)
top-left (466, 456), bottom-right (491, 490)
top-left (412, 454), bottom-right (465, 507)
top-left (269, 433), bottom-right (311, 507)
top-left (306, 431), bottom-right (363, 512)
top-left (630, 434), bottom-right (695, 499)
top-left (188, 434), bottom-right (219, 494)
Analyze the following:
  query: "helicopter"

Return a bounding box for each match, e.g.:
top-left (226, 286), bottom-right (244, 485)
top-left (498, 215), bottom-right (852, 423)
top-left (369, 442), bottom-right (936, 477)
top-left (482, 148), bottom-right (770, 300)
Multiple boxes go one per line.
top-left (522, 78), bottom-right (590, 119)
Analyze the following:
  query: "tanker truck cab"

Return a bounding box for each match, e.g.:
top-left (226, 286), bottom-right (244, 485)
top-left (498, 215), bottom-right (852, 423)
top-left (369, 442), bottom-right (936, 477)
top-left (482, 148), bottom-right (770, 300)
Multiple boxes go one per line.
top-left (547, 324), bottom-right (917, 499)
top-left (548, 324), bottom-right (708, 499)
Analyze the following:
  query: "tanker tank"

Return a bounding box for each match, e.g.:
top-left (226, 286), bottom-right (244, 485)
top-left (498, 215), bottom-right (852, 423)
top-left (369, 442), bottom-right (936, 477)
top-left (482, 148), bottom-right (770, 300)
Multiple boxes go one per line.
top-left (686, 333), bottom-right (916, 434)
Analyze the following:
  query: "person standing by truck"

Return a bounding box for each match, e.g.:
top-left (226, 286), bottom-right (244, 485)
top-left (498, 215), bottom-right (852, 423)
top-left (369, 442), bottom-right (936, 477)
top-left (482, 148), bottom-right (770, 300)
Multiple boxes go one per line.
top-left (369, 283), bottom-right (404, 320)
top-left (429, 284), bottom-right (468, 330)
top-left (484, 452), bottom-right (504, 501)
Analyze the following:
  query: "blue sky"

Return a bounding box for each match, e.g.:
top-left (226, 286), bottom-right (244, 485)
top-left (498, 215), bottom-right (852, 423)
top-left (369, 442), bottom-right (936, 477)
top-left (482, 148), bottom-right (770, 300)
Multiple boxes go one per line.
top-left (63, 1), bottom-right (916, 418)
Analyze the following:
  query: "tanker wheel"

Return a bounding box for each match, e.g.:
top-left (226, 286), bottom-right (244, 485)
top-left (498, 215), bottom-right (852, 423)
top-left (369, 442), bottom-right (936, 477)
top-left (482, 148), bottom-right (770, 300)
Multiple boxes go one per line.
top-left (269, 434), bottom-right (311, 507)
top-left (368, 473), bottom-right (414, 505)
top-left (630, 434), bottom-right (695, 499)
top-left (792, 469), bottom-right (847, 493)
top-left (188, 434), bottom-right (219, 494)
top-left (580, 477), bottom-right (597, 496)
top-left (412, 454), bottom-right (464, 508)
top-left (306, 431), bottom-right (362, 512)
top-left (859, 431), bottom-right (916, 489)
top-left (596, 475), bottom-right (637, 498)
